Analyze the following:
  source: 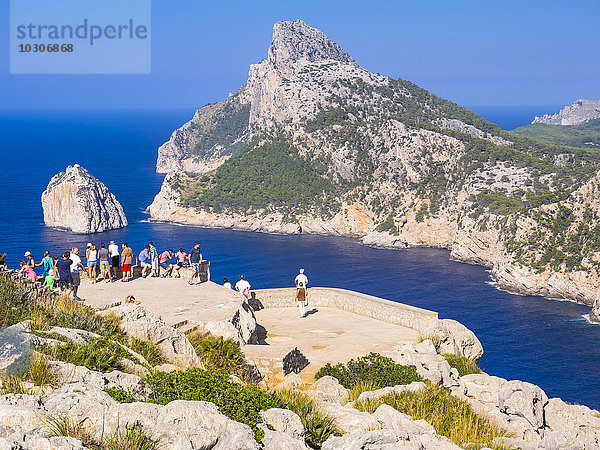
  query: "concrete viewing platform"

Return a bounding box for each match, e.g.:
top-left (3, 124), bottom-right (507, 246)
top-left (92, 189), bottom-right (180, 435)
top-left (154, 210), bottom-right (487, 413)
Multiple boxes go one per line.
top-left (78, 274), bottom-right (438, 382)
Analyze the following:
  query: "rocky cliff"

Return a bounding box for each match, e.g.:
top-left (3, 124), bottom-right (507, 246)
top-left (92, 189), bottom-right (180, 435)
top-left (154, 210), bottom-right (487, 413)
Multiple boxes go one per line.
top-left (149, 20), bottom-right (600, 307)
top-left (532, 99), bottom-right (600, 125)
top-left (42, 164), bottom-right (128, 234)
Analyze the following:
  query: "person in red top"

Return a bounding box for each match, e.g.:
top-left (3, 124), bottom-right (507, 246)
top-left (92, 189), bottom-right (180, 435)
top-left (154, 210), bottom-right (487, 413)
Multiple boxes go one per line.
top-left (159, 249), bottom-right (174, 278)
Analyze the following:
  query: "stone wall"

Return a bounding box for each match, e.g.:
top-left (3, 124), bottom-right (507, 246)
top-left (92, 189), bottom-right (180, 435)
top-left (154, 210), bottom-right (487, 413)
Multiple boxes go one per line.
top-left (250, 287), bottom-right (438, 333)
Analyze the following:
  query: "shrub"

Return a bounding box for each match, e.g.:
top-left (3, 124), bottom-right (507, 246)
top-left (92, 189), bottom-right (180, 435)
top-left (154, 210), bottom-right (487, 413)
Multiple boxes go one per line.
top-left (103, 423), bottom-right (160, 450)
top-left (443, 354), bottom-right (482, 377)
top-left (141, 368), bottom-right (281, 441)
top-left (354, 385), bottom-right (507, 448)
top-left (276, 389), bottom-right (340, 447)
top-left (128, 338), bottom-right (165, 367)
top-left (105, 387), bottom-right (136, 403)
top-left (188, 332), bottom-right (260, 383)
top-left (314, 353), bottom-right (422, 389)
top-left (43, 412), bottom-right (97, 447)
top-left (36, 337), bottom-right (130, 373)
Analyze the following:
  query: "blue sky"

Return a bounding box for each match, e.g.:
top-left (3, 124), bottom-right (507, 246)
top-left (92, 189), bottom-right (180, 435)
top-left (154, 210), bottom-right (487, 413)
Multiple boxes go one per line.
top-left (2, 0), bottom-right (599, 109)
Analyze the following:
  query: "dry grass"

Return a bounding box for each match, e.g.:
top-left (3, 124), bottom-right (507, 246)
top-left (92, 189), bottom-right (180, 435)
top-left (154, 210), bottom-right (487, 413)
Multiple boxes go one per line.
top-left (345, 380), bottom-right (376, 403)
top-left (354, 384), bottom-right (510, 449)
top-left (43, 412), bottom-right (97, 447)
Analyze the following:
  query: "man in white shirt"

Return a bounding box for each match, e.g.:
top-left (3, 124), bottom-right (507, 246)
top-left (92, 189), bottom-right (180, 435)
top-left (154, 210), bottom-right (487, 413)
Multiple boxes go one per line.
top-left (295, 268), bottom-right (308, 288)
top-left (70, 247), bottom-right (85, 300)
top-left (108, 240), bottom-right (120, 281)
top-left (235, 275), bottom-right (251, 298)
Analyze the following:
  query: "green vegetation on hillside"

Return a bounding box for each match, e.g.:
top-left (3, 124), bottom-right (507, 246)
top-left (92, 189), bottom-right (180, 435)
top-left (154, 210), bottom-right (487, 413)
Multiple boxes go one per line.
top-left (180, 139), bottom-right (341, 217)
top-left (512, 118), bottom-right (600, 149)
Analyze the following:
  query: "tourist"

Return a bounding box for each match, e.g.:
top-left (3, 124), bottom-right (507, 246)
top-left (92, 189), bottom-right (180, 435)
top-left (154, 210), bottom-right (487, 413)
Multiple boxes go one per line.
top-left (108, 240), bottom-right (120, 281)
top-left (174, 248), bottom-right (187, 278)
top-left (223, 278), bottom-right (233, 289)
top-left (188, 241), bottom-right (203, 285)
top-left (120, 242), bottom-right (133, 282)
top-left (38, 250), bottom-right (54, 279)
top-left (86, 243), bottom-right (98, 283)
top-left (138, 244), bottom-right (151, 278)
top-left (18, 260), bottom-right (38, 281)
top-left (24, 251), bottom-right (36, 273)
top-left (56, 251), bottom-right (72, 292)
top-left (295, 268), bottom-right (309, 288)
top-left (45, 269), bottom-right (56, 289)
top-left (295, 281), bottom-right (307, 318)
top-left (97, 243), bottom-right (111, 282)
top-left (159, 249), bottom-right (174, 277)
top-left (149, 241), bottom-right (159, 277)
top-left (70, 248), bottom-right (85, 300)
top-left (235, 275), bottom-right (251, 298)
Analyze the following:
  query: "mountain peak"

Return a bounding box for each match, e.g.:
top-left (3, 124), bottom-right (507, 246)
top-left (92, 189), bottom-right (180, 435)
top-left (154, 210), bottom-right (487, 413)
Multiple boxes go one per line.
top-left (267, 20), bottom-right (356, 71)
top-left (532, 99), bottom-right (600, 125)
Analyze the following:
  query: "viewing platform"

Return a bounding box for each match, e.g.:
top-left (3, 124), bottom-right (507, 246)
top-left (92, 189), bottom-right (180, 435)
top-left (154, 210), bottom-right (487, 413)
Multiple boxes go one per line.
top-left (76, 274), bottom-right (438, 382)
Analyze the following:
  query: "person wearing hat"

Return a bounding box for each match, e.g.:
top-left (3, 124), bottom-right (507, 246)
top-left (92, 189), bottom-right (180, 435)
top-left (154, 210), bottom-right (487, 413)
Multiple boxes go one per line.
top-left (24, 251), bottom-right (36, 273)
top-left (44, 268), bottom-right (56, 289)
top-left (295, 268), bottom-right (308, 288)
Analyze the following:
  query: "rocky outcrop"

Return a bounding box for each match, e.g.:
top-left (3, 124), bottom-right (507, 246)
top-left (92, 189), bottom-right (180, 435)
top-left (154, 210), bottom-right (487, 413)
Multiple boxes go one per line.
top-left (104, 303), bottom-right (202, 368)
top-left (533, 99), bottom-right (600, 125)
top-left (427, 318), bottom-right (484, 360)
top-left (589, 297), bottom-right (600, 323)
top-left (41, 164), bottom-right (127, 234)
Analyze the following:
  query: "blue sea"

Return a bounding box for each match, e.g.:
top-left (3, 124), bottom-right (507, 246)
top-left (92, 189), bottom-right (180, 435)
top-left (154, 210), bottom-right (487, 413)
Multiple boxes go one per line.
top-left (1, 108), bottom-right (598, 409)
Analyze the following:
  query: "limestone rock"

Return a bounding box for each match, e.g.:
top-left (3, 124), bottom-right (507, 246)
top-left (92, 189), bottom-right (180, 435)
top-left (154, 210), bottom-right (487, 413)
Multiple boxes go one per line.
top-left (383, 340), bottom-right (459, 388)
top-left (351, 382), bottom-right (426, 405)
top-left (48, 360), bottom-right (142, 394)
top-left (322, 429), bottom-right (461, 449)
top-left (372, 404), bottom-right (435, 435)
top-left (260, 430), bottom-right (309, 450)
top-left (105, 304), bottom-right (202, 368)
top-left (259, 408), bottom-right (304, 440)
top-left (589, 297), bottom-right (600, 324)
top-left (360, 231), bottom-right (409, 249)
top-left (274, 372), bottom-right (304, 391)
top-left (532, 99), bottom-right (600, 125)
top-left (311, 376), bottom-right (349, 403)
top-left (498, 380), bottom-right (548, 430)
top-left (427, 319), bottom-right (484, 360)
top-left (41, 164), bottom-right (127, 234)
top-left (204, 301), bottom-right (259, 345)
top-left (318, 401), bottom-right (380, 434)
top-left (544, 397), bottom-right (600, 445)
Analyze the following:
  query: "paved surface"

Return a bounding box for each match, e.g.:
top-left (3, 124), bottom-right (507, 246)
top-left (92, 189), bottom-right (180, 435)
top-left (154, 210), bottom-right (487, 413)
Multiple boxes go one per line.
top-left (80, 277), bottom-right (421, 380)
top-left (243, 306), bottom-right (420, 380)
top-left (80, 277), bottom-right (245, 331)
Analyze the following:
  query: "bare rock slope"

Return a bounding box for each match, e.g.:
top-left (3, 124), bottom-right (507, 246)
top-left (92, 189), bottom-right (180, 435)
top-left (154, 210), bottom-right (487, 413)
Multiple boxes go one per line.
top-left (42, 164), bottom-right (128, 234)
top-left (533, 99), bottom-right (600, 125)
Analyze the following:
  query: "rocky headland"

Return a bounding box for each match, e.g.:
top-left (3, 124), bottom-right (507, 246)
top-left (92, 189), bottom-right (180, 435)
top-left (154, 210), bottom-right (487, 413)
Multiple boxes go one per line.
top-left (42, 165), bottom-right (128, 234)
top-left (532, 99), bottom-right (600, 126)
top-left (148, 20), bottom-right (600, 312)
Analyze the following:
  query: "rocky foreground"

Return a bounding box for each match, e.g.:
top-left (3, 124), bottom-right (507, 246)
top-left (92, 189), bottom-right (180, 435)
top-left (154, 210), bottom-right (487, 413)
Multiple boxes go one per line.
top-left (1, 273), bottom-right (599, 449)
top-left (41, 165), bottom-right (128, 234)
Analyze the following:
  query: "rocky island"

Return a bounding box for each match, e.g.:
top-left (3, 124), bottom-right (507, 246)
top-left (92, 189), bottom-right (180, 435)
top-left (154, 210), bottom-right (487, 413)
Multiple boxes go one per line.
top-left (149, 20), bottom-right (600, 309)
top-left (42, 165), bottom-right (128, 234)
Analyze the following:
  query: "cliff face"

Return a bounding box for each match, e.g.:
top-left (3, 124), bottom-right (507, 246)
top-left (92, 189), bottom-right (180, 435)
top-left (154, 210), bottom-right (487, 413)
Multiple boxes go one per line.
top-left (42, 164), bottom-right (128, 234)
top-left (533, 99), bottom-right (600, 125)
top-left (149, 20), bottom-right (600, 306)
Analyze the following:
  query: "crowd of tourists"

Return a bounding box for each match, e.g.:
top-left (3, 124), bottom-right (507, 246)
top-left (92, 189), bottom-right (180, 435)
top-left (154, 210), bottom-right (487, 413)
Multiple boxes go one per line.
top-left (13, 242), bottom-right (310, 317)
top-left (14, 240), bottom-right (209, 301)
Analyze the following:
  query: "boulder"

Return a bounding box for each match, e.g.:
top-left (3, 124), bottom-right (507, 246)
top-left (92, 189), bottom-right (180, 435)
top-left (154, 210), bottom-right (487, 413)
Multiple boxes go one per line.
top-left (498, 380), bottom-right (548, 430)
top-left (48, 361), bottom-right (142, 395)
top-left (274, 372), bottom-right (303, 391)
top-left (427, 319), bottom-right (484, 360)
top-left (319, 401), bottom-right (380, 434)
top-left (204, 301), bottom-right (258, 345)
top-left (41, 164), bottom-right (127, 234)
top-left (259, 408), bottom-right (304, 440)
top-left (383, 340), bottom-right (459, 388)
top-left (544, 397), bottom-right (600, 445)
top-left (310, 376), bottom-right (348, 403)
top-left (372, 404), bottom-right (435, 435)
top-left (322, 429), bottom-right (461, 449)
top-left (261, 430), bottom-right (309, 450)
top-left (0, 435), bottom-right (87, 449)
top-left (106, 304), bottom-right (202, 368)
top-left (537, 431), bottom-right (591, 450)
